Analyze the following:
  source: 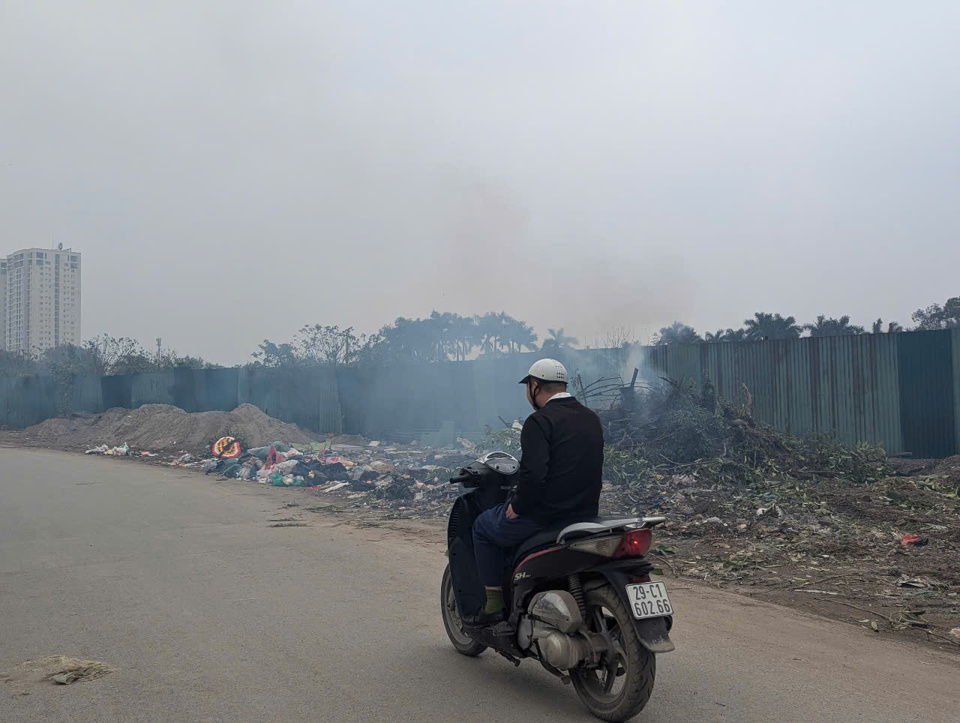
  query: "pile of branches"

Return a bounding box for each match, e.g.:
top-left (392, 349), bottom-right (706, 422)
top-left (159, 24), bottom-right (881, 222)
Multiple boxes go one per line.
top-left (601, 377), bottom-right (887, 488)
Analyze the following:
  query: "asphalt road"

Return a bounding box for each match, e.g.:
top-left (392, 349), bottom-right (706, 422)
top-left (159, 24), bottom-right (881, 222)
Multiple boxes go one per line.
top-left (2, 448), bottom-right (958, 722)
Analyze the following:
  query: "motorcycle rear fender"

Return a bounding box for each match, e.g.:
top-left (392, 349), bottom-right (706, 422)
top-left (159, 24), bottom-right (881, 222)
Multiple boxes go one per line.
top-left (582, 562), bottom-right (675, 654)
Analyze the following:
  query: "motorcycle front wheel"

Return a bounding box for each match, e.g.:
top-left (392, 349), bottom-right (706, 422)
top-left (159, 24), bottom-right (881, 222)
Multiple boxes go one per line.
top-left (440, 564), bottom-right (487, 657)
top-left (570, 584), bottom-right (657, 722)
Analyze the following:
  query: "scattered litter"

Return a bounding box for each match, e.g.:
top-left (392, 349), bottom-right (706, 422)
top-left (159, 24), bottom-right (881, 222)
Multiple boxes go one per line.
top-left (899, 534), bottom-right (928, 546)
top-left (0, 656), bottom-right (116, 696)
top-left (84, 445), bottom-right (108, 455)
top-left (949, 628), bottom-right (960, 639)
top-left (322, 482), bottom-right (349, 494)
top-left (897, 576), bottom-right (927, 588)
top-left (52, 672), bottom-right (81, 685)
top-left (896, 575), bottom-right (943, 589)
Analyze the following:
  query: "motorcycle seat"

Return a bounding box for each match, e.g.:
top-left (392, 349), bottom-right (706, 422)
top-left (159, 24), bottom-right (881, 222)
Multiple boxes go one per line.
top-left (512, 516), bottom-right (628, 563)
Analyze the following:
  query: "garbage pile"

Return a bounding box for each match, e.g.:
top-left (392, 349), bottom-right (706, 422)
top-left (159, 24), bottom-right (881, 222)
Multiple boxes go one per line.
top-left (182, 434), bottom-right (478, 517)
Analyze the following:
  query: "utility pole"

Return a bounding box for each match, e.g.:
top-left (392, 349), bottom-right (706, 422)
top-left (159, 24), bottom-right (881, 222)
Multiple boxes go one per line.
top-left (156, 337), bottom-right (162, 360)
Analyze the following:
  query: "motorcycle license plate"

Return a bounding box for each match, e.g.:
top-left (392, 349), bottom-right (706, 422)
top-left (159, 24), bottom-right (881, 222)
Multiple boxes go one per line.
top-left (625, 582), bottom-right (673, 620)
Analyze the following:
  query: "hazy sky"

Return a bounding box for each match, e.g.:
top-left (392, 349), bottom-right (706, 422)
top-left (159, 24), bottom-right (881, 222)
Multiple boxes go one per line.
top-left (2, 1), bottom-right (959, 363)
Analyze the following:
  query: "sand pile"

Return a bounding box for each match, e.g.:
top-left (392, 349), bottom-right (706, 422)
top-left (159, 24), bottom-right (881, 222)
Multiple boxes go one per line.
top-left (22, 404), bottom-right (317, 451)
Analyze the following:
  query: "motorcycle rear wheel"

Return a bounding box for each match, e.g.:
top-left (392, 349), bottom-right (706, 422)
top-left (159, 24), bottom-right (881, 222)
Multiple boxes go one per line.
top-left (440, 564), bottom-right (487, 657)
top-left (570, 584), bottom-right (656, 722)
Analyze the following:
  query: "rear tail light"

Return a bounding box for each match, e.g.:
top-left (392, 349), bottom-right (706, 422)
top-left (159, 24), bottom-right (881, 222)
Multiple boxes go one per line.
top-left (568, 535), bottom-right (623, 557)
top-left (614, 528), bottom-right (653, 558)
top-left (567, 528), bottom-right (654, 558)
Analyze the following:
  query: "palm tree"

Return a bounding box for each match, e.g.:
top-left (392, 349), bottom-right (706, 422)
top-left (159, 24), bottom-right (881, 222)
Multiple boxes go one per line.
top-left (429, 311), bottom-right (459, 360)
top-left (872, 318), bottom-right (903, 334)
top-left (451, 314), bottom-right (480, 361)
top-left (502, 315), bottom-right (538, 353)
top-left (704, 328), bottom-right (747, 343)
top-left (542, 327), bottom-right (578, 353)
top-left (743, 312), bottom-right (802, 341)
top-left (805, 315), bottom-right (865, 337)
top-left (477, 312), bottom-right (506, 354)
top-left (474, 312), bottom-right (537, 355)
top-left (655, 322), bottom-right (702, 345)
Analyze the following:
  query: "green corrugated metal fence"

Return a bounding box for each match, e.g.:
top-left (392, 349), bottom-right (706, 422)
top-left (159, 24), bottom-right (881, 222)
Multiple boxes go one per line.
top-left (643, 330), bottom-right (956, 456)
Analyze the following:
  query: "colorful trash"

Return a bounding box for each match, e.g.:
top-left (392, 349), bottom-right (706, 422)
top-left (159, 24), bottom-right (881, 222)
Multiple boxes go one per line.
top-left (212, 436), bottom-right (242, 459)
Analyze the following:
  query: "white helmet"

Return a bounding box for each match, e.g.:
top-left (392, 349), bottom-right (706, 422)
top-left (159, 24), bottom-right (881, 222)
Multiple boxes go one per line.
top-left (520, 358), bottom-right (568, 385)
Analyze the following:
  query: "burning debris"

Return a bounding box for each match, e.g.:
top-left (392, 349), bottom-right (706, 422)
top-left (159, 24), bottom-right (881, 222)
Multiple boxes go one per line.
top-left (600, 375), bottom-right (887, 487)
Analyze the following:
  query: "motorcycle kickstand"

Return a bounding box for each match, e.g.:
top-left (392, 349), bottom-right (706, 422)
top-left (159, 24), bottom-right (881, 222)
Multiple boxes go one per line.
top-left (538, 657), bottom-right (571, 685)
top-left (497, 651), bottom-right (522, 667)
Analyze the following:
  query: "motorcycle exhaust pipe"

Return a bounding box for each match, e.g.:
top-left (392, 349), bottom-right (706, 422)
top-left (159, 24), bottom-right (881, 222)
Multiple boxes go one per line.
top-left (538, 631), bottom-right (607, 670)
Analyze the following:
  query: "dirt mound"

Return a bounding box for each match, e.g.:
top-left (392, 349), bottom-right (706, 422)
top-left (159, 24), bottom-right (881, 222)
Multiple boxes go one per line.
top-left (22, 404), bottom-right (317, 452)
top-left (934, 455), bottom-right (960, 482)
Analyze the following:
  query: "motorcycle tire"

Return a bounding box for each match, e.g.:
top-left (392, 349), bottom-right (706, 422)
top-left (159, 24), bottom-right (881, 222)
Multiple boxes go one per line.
top-left (570, 584), bottom-right (656, 722)
top-left (440, 564), bottom-right (487, 657)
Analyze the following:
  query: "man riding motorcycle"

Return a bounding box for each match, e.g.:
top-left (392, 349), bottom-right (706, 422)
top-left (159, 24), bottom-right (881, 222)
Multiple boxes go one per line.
top-left (469, 358), bottom-right (605, 625)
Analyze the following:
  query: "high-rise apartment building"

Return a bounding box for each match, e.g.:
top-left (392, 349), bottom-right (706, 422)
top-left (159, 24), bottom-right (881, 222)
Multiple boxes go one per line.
top-left (3, 247), bottom-right (82, 356)
top-left (0, 259), bottom-right (7, 351)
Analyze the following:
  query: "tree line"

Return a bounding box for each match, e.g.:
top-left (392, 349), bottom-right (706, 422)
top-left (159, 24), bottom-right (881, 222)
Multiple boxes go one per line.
top-left (0, 335), bottom-right (216, 379)
top-left (251, 312), bottom-right (576, 368)
top-left (2, 294), bottom-right (957, 377)
top-left (654, 294), bottom-right (960, 345)
top-left (0, 312), bottom-right (576, 378)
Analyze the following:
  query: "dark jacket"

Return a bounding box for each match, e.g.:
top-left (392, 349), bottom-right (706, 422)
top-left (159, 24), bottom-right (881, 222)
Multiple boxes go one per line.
top-left (510, 396), bottom-right (604, 525)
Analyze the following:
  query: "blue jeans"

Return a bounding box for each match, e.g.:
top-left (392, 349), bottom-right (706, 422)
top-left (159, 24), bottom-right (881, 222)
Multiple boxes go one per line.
top-left (473, 503), bottom-right (546, 588)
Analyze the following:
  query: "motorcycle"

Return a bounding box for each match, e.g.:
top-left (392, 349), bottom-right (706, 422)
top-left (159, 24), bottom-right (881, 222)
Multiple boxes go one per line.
top-left (440, 452), bottom-right (675, 722)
